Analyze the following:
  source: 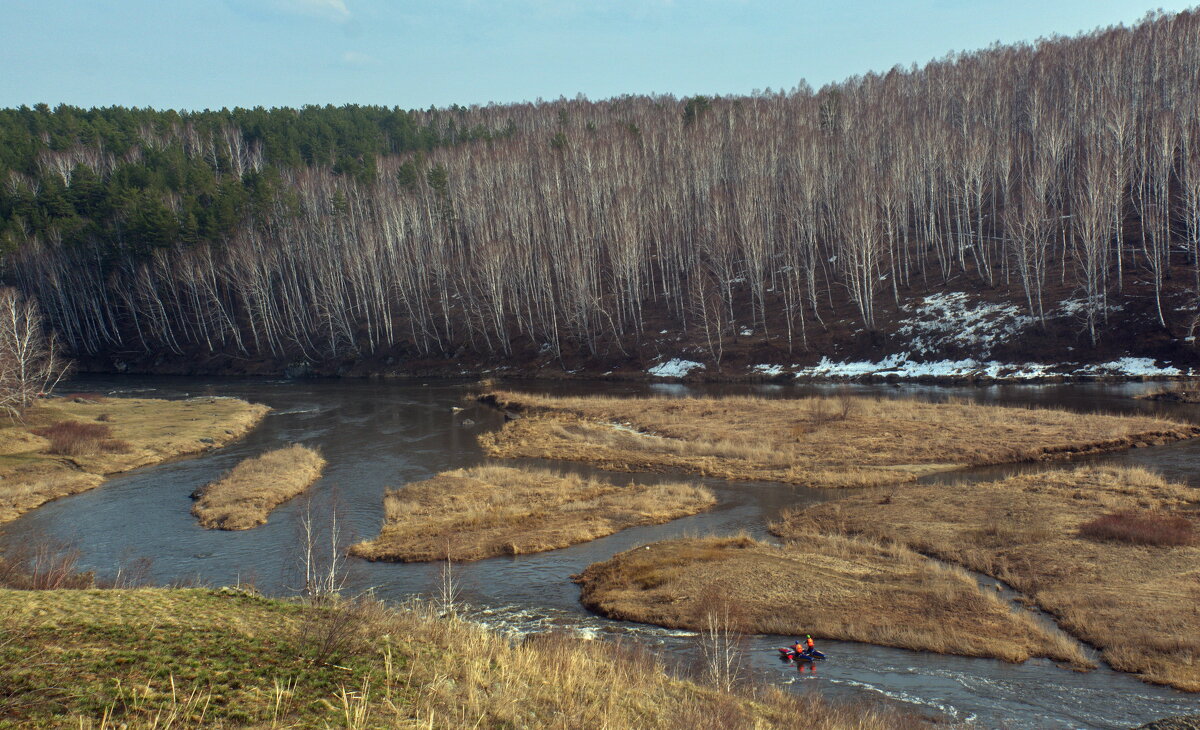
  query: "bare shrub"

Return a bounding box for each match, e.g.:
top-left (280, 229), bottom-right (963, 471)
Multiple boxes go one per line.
top-left (835, 387), bottom-right (858, 421)
top-left (1079, 509), bottom-right (1196, 546)
top-left (0, 538), bottom-right (94, 590)
top-left (31, 420), bottom-right (116, 456)
top-left (294, 594), bottom-right (377, 667)
top-left (805, 397), bottom-right (832, 426)
top-left (95, 413), bottom-right (112, 422)
top-left (693, 593), bottom-right (746, 692)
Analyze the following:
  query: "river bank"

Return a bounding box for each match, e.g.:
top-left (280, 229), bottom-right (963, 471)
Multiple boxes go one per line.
top-left (776, 465), bottom-right (1200, 692)
top-left (0, 394), bottom-right (269, 525)
top-left (0, 586), bottom-right (923, 729)
top-left (478, 390), bottom-right (1199, 487)
top-left (2, 376), bottom-right (1198, 728)
top-left (575, 534), bottom-right (1089, 667)
top-left (351, 465), bottom-right (714, 562)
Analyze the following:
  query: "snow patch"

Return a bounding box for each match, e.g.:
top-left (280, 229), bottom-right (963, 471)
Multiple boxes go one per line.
top-left (751, 364), bottom-right (785, 376)
top-left (795, 353), bottom-right (1185, 380)
top-left (1078, 357), bottom-right (1181, 377)
top-left (897, 292), bottom-right (1033, 357)
top-left (647, 358), bottom-right (704, 378)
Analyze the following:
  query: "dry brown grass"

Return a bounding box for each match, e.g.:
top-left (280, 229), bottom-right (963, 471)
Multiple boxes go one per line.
top-left (351, 465), bottom-right (716, 562)
top-left (479, 390), bottom-right (1197, 487)
top-left (774, 465), bottom-right (1200, 691)
top-left (0, 587), bottom-right (929, 729)
top-left (30, 421), bottom-right (129, 456)
top-left (577, 534), bottom-right (1090, 667)
top-left (191, 444), bottom-right (326, 530)
top-left (0, 396), bottom-right (270, 524)
top-left (1079, 509), bottom-right (1197, 546)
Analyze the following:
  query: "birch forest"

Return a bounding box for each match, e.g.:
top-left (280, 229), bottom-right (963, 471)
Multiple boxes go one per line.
top-left (3, 9), bottom-right (1200, 368)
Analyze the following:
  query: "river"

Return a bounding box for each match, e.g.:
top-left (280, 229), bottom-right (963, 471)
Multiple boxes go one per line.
top-left (2, 375), bottom-right (1198, 729)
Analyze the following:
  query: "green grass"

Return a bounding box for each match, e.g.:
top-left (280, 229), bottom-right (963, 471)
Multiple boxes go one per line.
top-left (0, 587), bottom-right (927, 729)
top-left (0, 588), bottom-right (370, 727)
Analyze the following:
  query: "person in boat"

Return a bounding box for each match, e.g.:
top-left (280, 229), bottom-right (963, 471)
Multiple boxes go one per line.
top-left (790, 638), bottom-right (806, 657)
top-left (805, 635), bottom-right (816, 654)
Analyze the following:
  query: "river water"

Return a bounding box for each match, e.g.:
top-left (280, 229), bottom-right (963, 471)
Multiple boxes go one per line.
top-left (3, 375), bottom-right (1198, 729)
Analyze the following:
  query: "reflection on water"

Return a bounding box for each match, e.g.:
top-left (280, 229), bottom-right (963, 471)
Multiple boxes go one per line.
top-left (3, 375), bottom-right (1198, 728)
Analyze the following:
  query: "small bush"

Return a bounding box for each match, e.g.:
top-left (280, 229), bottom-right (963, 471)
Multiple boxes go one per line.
top-left (32, 420), bottom-right (117, 456)
top-left (1079, 510), bottom-right (1196, 547)
top-left (95, 413), bottom-right (112, 422)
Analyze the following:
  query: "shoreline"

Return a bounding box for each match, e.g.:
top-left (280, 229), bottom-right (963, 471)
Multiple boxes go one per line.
top-left (72, 359), bottom-right (1200, 387)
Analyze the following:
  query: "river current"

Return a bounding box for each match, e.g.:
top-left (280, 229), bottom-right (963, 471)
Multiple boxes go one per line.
top-left (3, 376), bottom-right (1198, 729)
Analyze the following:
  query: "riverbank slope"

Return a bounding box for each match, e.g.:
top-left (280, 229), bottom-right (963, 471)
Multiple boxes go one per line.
top-left (0, 587), bottom-right (926, 729)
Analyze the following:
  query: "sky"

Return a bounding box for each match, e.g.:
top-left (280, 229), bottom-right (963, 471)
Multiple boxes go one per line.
top-left (1, 0), bottom-right (1196, 111)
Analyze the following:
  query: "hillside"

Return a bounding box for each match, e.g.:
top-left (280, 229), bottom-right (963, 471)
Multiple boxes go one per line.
top-left (3, 10), bottom-right (1200, 379)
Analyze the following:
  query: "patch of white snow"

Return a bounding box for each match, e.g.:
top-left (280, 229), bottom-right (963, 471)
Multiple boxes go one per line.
top-left (647, 358), bottom-right (705, 378)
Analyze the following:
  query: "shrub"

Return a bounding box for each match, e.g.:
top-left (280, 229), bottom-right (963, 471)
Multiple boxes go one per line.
top-left (1079, 510), bottom-right (1196, 547)
top-left (32, 420), bottom-right (118, 456)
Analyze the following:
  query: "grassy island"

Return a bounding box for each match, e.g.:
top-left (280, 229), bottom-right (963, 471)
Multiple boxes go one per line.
top-left (773, 466), bottom-right (1200, 691)
top-left (191, 444), bottom-right (327, 530)
top-left (0, 395), bottom-right (270, 524)
top-left (0, 587), bottom-right (925, 729)
top-left (350, 465), bottom-right (715, 562)
top-left (576, 534), bottom-right (1089, 667)
top-left (479, 391), bottom-right (1198, 488)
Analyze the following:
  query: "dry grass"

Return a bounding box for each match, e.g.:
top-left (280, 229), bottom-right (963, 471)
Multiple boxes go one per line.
top-left (479, 390), bottom-right (1197, 487)
top-left (577, 534), bottom-right (1089, 667)
top-left (351, 465), bottom-right (716, 561)
top-left (0, 396), bottom-right (270, 524)
top-left (191, 444), bottom-right (326, 530)
top-left (774, 465), bottom-right (1200, 691)
top-left (0, 587), bottom-right (930, 729)
top-left (1079, 509), bottom-right (1196, 546)
top-left (31, 421), bottom-right (130, 456)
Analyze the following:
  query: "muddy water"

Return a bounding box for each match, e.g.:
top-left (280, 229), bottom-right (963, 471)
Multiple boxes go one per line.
top-left (3, 376), bottom-right (1199, 729)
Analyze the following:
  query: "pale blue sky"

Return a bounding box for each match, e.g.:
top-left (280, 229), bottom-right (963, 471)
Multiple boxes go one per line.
top-left (1, 0), bottom-right (1194, 111)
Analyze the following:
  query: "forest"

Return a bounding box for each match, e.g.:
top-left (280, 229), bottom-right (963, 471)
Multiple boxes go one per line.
top-left (2, 9), bottom-right (1199, 374)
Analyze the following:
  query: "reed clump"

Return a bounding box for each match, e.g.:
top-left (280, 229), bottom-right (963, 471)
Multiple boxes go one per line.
top-left (31, 421), bottom-right (130, 456)
top-left (1079, 509), bottom-right (1196, 547)
top-left (479, 390), bottom-right (1197, 488)
top-left (0, 396), bottom-right (270, 524)
top-left (351, 465), bottom-right (715, 561)
top-left (0, 587), bottom-right (928, 728)
top-left (774, 465), bottom-right (1200, 691)
top-left (191, 444), bottom-right (327, 530)
top-left (576, 534), bottom-right (1090, 667)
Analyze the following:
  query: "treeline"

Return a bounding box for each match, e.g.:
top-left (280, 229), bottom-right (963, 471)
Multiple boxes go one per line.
top-left (0, 104), bottom-right (506, 259)
top-left (4, 9), bottom-right (1200, 366)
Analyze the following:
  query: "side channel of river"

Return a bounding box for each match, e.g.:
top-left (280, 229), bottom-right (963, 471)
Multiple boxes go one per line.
top-left (2, 375), bottom-right (1198, 729)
